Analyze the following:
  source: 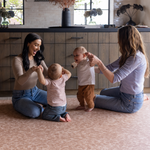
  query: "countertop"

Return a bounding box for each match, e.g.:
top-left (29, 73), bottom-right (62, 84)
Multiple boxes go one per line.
top-left (0, 27), bottom-right (150, 32)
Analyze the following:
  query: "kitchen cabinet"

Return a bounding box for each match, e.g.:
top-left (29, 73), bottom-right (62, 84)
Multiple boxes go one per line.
top-left (0, 30), bottom-right (149, 92)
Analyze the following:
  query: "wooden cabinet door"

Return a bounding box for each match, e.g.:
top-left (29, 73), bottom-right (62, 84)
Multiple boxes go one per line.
top-left (0, 44), bottom-right (10, 67)
top-left (0, 67), bottom-right (10, 91)
top-left (98, 44), bottom-right (109, 89)
top-left (108, 44), bottom-right (120, 88)
top-left (0, 34), bottom-right (11, 91)
top-left (144, 43), bottom-right (150, 88)
top-left (43, 32), bottom-right (54, 44)
top-left (43, 44), bottom-right (55, 67)
top-left (0, 32), bottom-right (9, 43)
top-left (88, 32), bottom-right (99, 43)
top-left (88, 44), bottom-right (99, 89)
top-left (109, 32), bottom-right (118, 43)
top-left (55, 44), bottom-right (65, 66)
top-left (66, 44), bottom-right (77, 89)
top-left (10, 44), bottom-right (22, 90)
top-left (9, 32), bottom-right (22, 44)
top-left (66, 32), bottom-right (76, 44)
top-left (76, 32), bottom-right (87, 44)
top-left (99, 32), bottom-right (109, 44)
top-left (55, 32), bottom-right (65, 43)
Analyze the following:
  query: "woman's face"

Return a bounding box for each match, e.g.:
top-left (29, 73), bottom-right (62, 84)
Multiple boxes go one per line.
top-left (28, 39), bottom-right (41, 59)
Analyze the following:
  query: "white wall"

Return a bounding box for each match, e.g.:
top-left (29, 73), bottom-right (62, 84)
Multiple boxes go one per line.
top-left (114, 0), bottom-right (139, 27)
top-left (137, 0), bottom-right (150, 26)
top-left (9, 0), bottom-right (74, 28)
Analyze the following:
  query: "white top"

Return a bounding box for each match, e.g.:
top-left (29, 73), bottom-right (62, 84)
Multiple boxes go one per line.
top-left (45, 74), bottom-right (68, 107)
top-left (77, 59), bottom-right (95, 86)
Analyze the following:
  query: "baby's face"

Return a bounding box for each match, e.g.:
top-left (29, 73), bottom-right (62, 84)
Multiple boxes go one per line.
top-left (73, 51), bottom-right (85, 64)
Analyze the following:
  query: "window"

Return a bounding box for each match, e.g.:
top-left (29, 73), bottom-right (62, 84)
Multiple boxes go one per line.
top-left (74, 0), bottom-right (110, 25)
top-left (0, 0), bottom-right (24, 25)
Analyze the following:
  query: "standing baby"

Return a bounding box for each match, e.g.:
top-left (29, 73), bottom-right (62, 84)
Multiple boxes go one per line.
top-left (73, 46), bottom-right (95, 112)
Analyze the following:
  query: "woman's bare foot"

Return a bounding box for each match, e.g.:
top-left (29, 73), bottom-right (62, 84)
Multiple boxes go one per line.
top-left (76, 106), bottom-right (85, 110)
top-left (65, 114), bottom-right (71, 122)
top-left (144, 94), bottom-right (149, 101)
top-left (60, 116), bottom-right (66, 122)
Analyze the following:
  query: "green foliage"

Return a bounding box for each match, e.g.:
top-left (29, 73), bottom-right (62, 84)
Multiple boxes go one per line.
top-left (6, 0), bottom-right (23, 24)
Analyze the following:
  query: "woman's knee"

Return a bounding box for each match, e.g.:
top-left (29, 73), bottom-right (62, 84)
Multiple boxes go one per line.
top-left (100, 88), bottom-right (106, 95)
top-left (28, 106), bottom-right (42, 118)
top-left (14, 99), bottom-right (43, 118)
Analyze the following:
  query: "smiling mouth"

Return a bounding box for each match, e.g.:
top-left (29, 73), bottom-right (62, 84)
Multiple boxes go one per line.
top-left (33, 51), bottom-right (37, 54)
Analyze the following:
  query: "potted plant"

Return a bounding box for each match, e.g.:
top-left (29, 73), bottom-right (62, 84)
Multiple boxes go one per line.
top-left (0, 7), bottom-right (15, 26)
top-left (49, 0), bottom-right (76, 27)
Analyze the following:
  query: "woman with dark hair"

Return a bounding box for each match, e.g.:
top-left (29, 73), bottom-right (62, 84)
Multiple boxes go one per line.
top-left (12, 33), bottom-right (48, 118)
top-left (86, 25), bottom-right (149, 113)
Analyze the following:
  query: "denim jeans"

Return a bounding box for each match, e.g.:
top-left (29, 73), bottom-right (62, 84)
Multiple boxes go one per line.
top-left (42, 104), bottom-right (68, 122)
top-left (94, 87), bottom-right (143, 113)
top-left (12, 86), bottom-right (47, 118)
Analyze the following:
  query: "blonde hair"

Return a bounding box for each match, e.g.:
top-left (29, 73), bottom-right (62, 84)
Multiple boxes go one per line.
top-left (48, 63), bottom-right (62, 80)
top-left (118, 25), bottom-right (149, 78)
top-left (73, 46), bottom-right (87, 54)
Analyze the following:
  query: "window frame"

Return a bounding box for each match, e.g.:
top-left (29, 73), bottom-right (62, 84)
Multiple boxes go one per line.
top-left (74, 0), bottom-right (111, 26)
top-left (1, 0), bottom-right (24, 25)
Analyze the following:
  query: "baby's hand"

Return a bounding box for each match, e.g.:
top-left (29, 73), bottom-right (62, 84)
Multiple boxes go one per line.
top-left (38, 65), bottom-right (44, 72)
top-left (35, 67), bottom-right (41, 73)
top-left (31, 66), bottom-right (38, 72)
top-left (61, 67), bottom-right (64, 74)
top-left (95, 67), bottom-right (100, 73)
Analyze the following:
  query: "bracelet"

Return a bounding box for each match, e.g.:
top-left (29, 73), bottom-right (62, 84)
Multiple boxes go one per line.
top-left (102, 67), bottom-right (108, 72)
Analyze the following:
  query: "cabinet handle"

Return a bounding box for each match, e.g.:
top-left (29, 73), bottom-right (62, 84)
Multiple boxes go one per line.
top-left (9, 54), bottom-right (18, 57)
top-left (71, 76), bottom-right (78, 79)
top-left (7, 78), bottom-right (15, 81)
top-left (9, 37), bottom-right (21, 39)
top-left (71, 37), bottom-right (83, 39)
top-left (67, 54), bottom-right (74, 57)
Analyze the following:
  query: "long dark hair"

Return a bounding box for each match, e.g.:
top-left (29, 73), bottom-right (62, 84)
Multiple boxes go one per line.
top-left (22, 33), bottom-right (45, 71)
top-left (118, 25), bottom-right (149, 78)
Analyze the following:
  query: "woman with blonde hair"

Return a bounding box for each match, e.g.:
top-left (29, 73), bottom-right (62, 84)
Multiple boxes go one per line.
top-left (87, 25), bottom-right (149, 113)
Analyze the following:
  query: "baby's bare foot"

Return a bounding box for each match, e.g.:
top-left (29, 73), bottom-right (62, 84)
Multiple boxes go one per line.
top-left (65, 114), bottom-right (71, 122)
top-left (85, 107), bottom-right (94, 112)
top-left (76, 106), bottom-right (85, 110)
top-left (60, 116), bottom-right (66, 122)
top-left (144, 94), bottom-right (149, 101)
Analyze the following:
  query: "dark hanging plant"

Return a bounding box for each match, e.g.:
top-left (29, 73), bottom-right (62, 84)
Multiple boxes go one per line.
top-left (116, 4), bottom-right (144, 25)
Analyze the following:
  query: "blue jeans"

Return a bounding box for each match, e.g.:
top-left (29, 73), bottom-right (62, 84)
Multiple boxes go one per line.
top-left (42, 104), bottom-right (68, 122)
top-left (94, 87), bottom-right (143, 113)
top-left (12, 86), bottom-right (47, 118)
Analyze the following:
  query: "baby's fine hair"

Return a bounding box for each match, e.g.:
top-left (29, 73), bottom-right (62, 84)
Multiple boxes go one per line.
top-left (48, 63), bottom-right (61, 80)
top-left (74, 46), bottom-right (87, 54)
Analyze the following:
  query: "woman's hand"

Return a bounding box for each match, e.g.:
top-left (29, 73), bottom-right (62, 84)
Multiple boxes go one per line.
top-left (31, 66), bottom-right (38, 72)
top-left (86, 52), bottom-right (101, 66)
